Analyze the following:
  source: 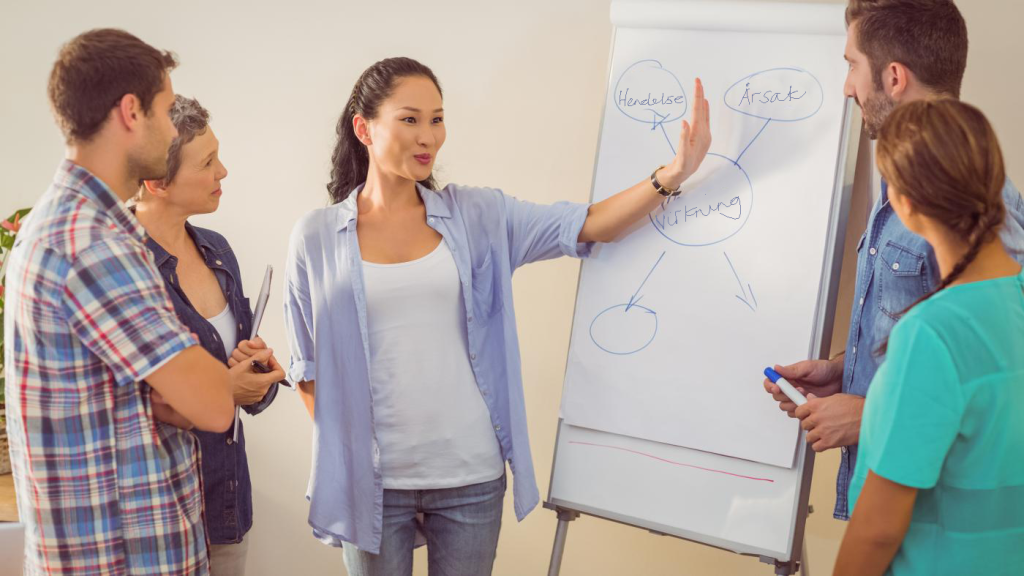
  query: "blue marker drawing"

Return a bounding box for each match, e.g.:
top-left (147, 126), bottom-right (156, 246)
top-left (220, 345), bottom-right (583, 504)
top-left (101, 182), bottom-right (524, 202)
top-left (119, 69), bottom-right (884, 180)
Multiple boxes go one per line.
top-left (660, 123), bottom-right (676, 155)
top-left (644, 65), bottom-right (824, 251)
top-left (590, 251), bottom-right (666, 355)
top-left (648, 153), bottom-right (754, 247)
top-left (602, 62), bottom-right (824, 319)
top-left (724, 251), bottom-right (757, 312)
top-left (648, 109), bottom-right (670, 131)
top-left (614, 60), bottom-right (688, 127)
top-left (734, 118), bottom-right (771, 166)
top-left (723, 67), bottom-right (824, 122)
top-left (589, 303), bottom-right (659, 356)
top-left (626, 251), bottom-right (666, 311)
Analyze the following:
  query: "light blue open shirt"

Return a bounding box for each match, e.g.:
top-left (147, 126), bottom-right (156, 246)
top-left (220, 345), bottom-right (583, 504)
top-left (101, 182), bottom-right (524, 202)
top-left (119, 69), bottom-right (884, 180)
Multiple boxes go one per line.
top-left (283, 183), bottom-right (593, 553)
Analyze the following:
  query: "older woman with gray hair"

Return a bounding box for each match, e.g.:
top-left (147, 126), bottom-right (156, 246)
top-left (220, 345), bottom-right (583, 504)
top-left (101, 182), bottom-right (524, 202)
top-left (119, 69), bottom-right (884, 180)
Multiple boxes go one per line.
top-left (135, 95), bottom-right (285, 575)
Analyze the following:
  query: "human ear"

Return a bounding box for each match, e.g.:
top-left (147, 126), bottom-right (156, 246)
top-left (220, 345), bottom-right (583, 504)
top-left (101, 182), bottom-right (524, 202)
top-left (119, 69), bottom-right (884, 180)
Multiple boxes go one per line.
top-left (352, 114), bottom-right (373, 146)
top-left (114, 93), bottom-right (145, 132)
top-left (887, 62), bottom-right (914, 101)
top-left (142, 178), bottom-right (170, 199)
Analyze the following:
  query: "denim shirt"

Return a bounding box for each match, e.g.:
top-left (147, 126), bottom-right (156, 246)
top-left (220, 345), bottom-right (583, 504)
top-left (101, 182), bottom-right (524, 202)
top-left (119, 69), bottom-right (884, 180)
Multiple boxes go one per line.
top-left (283, 183), bottom-right (592, 554)
top-left (143, 221), bottom-right (279, 543)
top-left (836, 179), bottom-right (1024, 519)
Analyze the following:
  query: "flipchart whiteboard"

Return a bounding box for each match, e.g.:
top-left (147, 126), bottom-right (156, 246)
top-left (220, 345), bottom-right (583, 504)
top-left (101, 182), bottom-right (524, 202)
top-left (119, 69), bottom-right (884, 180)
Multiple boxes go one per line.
top-left (549, 0), bottom-right (859, 561)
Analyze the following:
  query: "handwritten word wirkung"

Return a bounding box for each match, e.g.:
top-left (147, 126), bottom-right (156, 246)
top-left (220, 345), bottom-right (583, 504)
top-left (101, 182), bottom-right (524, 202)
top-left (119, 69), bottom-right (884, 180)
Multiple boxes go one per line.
top-left (651, 196), bottom-right (743, 231)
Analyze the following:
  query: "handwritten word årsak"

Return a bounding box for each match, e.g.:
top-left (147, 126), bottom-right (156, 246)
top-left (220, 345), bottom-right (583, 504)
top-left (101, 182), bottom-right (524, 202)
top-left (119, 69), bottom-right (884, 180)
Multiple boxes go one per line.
top-left (617, 88), bottom-right (686, 108)
top-left (652, 196), bottom-right (743, 230)
top-left (737, 83), bottom-right (806, 106)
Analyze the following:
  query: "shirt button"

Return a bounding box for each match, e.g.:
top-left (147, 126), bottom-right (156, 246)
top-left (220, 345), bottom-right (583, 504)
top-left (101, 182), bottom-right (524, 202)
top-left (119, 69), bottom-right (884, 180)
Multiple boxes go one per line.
top-left (468, 316), bottom-right (474, 323)
top-left (471, 353), bottom-right (477, 361)
top-left (852, 346), bottom-right (857, 355)
top-left (494, 425), bottom-right (501, 431)
top-left (869, 247), bottom-right (877, 256)
top-left (892, 262), bottom-right (900, 271)
top-left (226, 438), bottom-right (234, 445)
top-left (841, 446), bottom-right (848, 455)
top-left (428, 217), bottom-right (435, 224)
top-left (859, 297), bottom-right (864, 306)
top-left (238, 323), bottom-right (243, 331)
top-left (216, 260), bottom-right (223, 265)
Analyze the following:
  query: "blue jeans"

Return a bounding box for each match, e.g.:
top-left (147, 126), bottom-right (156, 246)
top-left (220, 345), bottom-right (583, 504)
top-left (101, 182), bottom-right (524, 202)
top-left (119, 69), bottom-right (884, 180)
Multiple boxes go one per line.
top-left (342, 475), bottom-right (506, 576)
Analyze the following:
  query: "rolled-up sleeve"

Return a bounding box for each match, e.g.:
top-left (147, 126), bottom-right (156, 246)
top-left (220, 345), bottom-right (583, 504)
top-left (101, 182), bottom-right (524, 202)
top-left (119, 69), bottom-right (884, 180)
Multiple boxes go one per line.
top-left (501, 193), bottom-right (594, 270)
top-left (283, 225), bottom-right (316, 384)
top-left (242, 382), bottom-right (279, 415)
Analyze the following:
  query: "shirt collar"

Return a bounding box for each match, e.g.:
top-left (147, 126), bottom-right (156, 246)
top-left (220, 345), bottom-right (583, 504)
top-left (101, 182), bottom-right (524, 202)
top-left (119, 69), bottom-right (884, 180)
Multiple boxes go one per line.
top-left (57, 159), bottom-right (146, 242)
top-left (130, 206), bottom-right (209, 269)
top-left (335, 182), bottom-right (451, 232)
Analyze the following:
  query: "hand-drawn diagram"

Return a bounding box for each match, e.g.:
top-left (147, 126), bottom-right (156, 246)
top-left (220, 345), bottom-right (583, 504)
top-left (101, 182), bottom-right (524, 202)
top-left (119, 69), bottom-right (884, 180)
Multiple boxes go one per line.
top-left (724, 251), bottom-right (758, 312)
top-left (589, 251), bottom-right (665, 355)
top-left (592, 62), bottom-right (822, 354)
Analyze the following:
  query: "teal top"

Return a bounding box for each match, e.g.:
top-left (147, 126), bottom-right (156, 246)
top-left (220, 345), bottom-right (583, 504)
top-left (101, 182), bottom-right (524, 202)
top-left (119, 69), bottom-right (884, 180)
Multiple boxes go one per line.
top-left (849, 268), bottom-right (1024, 576)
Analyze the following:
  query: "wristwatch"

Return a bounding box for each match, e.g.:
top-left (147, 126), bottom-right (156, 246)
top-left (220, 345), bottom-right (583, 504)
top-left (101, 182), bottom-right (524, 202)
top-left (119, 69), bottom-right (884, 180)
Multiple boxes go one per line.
top-left (650, 165), bottom-right (682, 197)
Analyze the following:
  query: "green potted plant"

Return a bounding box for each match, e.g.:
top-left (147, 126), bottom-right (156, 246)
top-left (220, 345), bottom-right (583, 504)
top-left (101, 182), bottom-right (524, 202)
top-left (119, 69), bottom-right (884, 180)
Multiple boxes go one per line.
top-left (1, 208), bottom-right (30, 475)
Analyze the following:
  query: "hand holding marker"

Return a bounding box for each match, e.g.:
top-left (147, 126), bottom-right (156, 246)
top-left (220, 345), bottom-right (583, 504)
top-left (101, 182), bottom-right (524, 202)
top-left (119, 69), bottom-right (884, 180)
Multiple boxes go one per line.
top-left (763, 367), bottom-right (807, 407)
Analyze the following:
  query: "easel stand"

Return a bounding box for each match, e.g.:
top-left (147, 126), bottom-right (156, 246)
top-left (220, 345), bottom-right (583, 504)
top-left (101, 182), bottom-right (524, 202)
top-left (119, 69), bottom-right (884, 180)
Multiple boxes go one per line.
top-left (544, 504), bottom-right (814, 576)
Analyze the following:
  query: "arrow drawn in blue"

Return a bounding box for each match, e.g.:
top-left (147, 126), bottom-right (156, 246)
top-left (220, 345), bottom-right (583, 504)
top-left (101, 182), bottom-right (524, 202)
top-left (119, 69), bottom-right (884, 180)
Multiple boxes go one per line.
top-left (626, 251), bottom-right (667, 312)
top-left (647, 108), bottom-right (670, 131)
top-left (734, 118), bottom-right (771, 166)
top-left (724, 251), bottom-right (758, 312)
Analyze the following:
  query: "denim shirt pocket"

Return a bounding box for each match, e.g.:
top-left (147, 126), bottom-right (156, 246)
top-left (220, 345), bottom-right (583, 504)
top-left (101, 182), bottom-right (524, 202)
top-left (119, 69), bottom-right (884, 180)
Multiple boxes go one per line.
top-left (876, 241), bottom-right (928, 320)
top-left (471, 249), bottom-right (503, 320)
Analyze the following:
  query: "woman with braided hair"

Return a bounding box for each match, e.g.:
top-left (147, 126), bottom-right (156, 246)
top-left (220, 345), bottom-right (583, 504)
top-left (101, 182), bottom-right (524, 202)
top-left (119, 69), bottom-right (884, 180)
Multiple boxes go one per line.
top-left (282, 57), bottom-right (711, 574)
top-left (835, 98), bottom-right (1024, 576)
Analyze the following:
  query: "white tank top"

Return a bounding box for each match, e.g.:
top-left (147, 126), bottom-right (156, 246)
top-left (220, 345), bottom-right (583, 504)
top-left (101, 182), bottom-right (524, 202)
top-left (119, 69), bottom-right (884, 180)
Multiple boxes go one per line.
top-left (362, 240), bottom-right (504, 489)
top-left (206, 303), bottom-right (238, 360)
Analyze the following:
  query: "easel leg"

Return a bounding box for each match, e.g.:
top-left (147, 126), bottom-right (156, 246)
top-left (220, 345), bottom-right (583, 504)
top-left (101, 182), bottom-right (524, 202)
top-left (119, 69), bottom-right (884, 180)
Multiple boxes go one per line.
top-left (547, 508), bottom-right (579, 576)
top-left (801, 538), bottom-right (810, 576)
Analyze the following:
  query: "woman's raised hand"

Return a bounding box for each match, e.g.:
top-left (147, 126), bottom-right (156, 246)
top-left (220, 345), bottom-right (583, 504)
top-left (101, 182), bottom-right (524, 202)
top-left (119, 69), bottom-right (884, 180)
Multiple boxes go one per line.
top-left (669, 78), bottom-right (712, 186)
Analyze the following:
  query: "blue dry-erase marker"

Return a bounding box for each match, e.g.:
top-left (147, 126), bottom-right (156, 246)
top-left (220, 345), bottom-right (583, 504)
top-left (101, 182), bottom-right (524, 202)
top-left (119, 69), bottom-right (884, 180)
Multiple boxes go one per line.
top-left (764, 367), bottom-right (808, 407)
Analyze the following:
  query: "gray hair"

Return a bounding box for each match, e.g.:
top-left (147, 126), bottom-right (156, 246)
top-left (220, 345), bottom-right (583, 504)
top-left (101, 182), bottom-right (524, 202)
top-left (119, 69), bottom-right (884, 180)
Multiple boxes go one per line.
top-left (164, 95), bottom-right (211, 184)
top-left (133, 94), bottom-right (211, 204)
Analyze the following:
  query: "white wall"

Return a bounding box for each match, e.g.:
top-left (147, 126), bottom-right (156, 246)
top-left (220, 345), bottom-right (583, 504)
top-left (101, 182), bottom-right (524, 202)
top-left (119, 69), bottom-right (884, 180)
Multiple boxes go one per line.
top-left (2, 1), bottom-right (1020, 574)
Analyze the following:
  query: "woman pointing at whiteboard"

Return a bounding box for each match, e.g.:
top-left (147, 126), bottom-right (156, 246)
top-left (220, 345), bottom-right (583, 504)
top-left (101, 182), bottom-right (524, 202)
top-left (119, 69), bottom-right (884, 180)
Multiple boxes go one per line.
top-left (283, 57), bottom-right (710, 576)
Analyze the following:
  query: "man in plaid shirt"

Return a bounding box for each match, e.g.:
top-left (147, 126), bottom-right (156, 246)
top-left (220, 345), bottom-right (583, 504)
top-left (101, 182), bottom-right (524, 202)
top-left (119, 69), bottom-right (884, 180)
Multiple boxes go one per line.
top-left (3, 29), bottom-right (280, 574)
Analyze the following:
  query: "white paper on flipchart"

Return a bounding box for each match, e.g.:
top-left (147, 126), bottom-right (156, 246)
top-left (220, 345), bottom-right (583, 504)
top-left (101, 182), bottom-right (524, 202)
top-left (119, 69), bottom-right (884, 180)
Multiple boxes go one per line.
top-left (559, 22), bottom-right (848, 469)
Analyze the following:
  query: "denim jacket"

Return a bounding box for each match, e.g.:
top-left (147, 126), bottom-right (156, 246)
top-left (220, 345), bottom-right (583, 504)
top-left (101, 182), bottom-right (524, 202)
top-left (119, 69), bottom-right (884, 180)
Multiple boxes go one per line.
top-left (836, 179), bottom-right (1024, 519)
top-left (143, 220), bottom-right (279, 543)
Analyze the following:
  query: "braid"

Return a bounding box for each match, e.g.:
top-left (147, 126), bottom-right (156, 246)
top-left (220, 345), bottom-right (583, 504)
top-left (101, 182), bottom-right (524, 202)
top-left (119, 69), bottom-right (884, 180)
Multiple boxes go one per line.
top-left (349, 74), bottom-right (363, 115)
top-left (875, 208), bottom-right (1003, 356)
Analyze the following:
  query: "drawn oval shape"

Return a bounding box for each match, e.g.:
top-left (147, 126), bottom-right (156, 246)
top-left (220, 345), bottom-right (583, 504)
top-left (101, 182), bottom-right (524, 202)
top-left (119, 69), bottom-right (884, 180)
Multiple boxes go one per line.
top-left (649, 153), bottom-right (754, 247)
top-left (613, 59), bottom-right (688, 126)
top-left (589, 303), bottom-right (659, 356)
top-left (724, 67), bottom-right (823, 122)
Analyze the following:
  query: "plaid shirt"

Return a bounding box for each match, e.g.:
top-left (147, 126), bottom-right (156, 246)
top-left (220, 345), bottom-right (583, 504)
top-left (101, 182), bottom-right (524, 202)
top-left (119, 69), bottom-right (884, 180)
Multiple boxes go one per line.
top-left (3, 160), bottom-right (208, 575)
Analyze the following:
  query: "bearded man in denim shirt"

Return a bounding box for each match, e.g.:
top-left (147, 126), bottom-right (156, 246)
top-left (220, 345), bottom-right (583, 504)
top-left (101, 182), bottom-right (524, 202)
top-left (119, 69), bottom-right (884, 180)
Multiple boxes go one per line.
top-left (764, 0), bottom-right (1024, 520)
